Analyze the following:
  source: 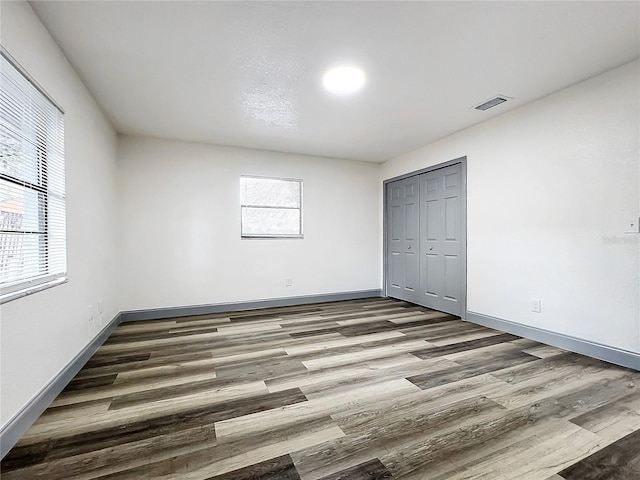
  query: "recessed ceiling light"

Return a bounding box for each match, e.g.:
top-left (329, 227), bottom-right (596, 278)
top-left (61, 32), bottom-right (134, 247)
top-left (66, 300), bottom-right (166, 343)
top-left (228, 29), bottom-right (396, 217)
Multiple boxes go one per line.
top-left (322, 65), bottom-right (366, 95)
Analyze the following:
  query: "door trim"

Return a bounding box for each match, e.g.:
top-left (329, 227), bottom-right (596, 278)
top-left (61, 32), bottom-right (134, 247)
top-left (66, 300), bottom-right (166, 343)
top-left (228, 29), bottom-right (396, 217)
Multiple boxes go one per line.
top-left (383, 156), bottom-right (467, 319)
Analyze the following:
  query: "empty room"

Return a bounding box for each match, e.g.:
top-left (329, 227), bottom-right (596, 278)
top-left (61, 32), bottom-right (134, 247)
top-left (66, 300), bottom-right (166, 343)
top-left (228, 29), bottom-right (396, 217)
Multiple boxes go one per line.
top-left (1, 1), bottom-right (639, 479)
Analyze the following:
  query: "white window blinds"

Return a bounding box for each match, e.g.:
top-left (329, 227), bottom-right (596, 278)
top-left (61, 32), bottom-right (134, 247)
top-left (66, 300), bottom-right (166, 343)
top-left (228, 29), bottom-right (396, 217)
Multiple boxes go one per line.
top-left (0, 49), bottom-right (66, 302)
top-left (240, 176), bottom-right (303, 238)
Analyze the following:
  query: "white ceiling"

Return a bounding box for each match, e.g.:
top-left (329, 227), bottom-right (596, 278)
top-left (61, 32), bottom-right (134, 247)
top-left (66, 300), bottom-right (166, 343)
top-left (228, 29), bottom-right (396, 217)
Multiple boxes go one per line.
top-left (30, 1), bottom-right (640, 162)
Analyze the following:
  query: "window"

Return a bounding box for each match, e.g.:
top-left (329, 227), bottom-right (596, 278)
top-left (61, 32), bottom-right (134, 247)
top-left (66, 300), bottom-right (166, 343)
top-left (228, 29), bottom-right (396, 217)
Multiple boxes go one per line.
top-left (0, 49), bottom-right (66, 303)
top-left (240, 176), bottom-right (303, 238)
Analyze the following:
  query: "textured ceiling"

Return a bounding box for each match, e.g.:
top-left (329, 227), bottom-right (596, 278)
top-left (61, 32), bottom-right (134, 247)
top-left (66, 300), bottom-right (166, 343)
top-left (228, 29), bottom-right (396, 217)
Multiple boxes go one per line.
top-left (29, 1), bottom-right (640, 162)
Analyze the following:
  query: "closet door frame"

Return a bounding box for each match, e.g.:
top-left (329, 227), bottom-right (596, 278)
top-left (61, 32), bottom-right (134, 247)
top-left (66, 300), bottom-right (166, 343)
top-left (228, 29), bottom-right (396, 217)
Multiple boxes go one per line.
top-left (382, 156), bottom-right (467, 319)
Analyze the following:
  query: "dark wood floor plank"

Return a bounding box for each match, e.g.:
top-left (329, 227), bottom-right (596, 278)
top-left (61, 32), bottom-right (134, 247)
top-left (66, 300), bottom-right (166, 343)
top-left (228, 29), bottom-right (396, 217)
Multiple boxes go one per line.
top-left (569, 390), bottom-right (640, 436)
top-left (62, 373), bottom-right (118, 392)
top-left (104, 324), bottom-right (222, 344)
top-left (75, 350), bottom-right (215, 379)
top-left (289, 327), bottom-right (341, 338)
top-left (410, 332), bottom-right (521, 359)
top-left (206, 454), bottom-right (301, 480)
top-left (316, 458), bottom-right (394, 480)
top-left (558, 429), bottom-right (640, 480)
top-left (489, 350), bottom-right (605, 385)
top-left (407, 349), bottom-right (539, 390)
top-left (83, 352), bottom-right (151, 369)
top-left (52, 366), bottom-right (220, 407)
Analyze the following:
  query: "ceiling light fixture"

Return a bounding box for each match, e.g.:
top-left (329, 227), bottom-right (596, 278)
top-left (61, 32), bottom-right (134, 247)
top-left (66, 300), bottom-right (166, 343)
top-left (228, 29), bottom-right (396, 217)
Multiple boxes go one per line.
top-left (322, 65), bottom-right (366, 95)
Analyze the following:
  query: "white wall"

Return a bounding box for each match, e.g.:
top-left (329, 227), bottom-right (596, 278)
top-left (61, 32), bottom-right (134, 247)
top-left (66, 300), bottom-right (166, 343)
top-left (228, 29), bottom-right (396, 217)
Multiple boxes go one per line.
top-left (381, 60), bottom-right (640, 354)
top-left (117, 136), bottom-right (381, 311)
top-left (0, 2), bottom-right (120, 426)
top-left (1, 1), bottom-right (636, 434)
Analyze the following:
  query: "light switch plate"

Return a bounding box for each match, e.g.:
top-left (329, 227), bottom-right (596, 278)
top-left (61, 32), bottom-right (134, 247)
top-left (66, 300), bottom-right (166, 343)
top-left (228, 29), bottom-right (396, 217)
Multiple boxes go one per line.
top-left (625, 217), bottom-right (640, 234)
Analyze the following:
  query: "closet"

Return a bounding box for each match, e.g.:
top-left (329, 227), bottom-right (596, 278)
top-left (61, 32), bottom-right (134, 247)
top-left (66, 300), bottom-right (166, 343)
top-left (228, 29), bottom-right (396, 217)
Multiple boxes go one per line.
top-left (385, 161), bottom-right (466, 317)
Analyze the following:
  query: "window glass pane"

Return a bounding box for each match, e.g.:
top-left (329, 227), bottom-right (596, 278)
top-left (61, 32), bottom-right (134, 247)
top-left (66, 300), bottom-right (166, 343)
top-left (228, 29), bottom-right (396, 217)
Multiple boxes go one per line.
top-left (1, 57), bottom-right (58, 145)
top-left (47, 195), bottom-right (66, 273)
top-left (241, 207), bottom-right (301, 236)
top-left (0, 124), bottom-right (40, 184)
top-left (0, 179), bottom-right (43, 232)
top-left (0, 66), bottom-right (27, 132)
top-left (0, 232), bottom-right (42, 283)
top-left (241, 177), bottom-right (300, 208)
top-left (46, 120), bottom-right (65, 195)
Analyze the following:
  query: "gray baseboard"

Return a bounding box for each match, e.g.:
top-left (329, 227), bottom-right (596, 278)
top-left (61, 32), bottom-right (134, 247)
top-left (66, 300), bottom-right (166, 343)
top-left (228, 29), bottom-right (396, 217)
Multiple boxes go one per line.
top-left (0, 313), bottom-right (122, 459)
top-left (466, 311), bottom-right (640, 371)
top-left (120, 289), bottom-right (383, 322)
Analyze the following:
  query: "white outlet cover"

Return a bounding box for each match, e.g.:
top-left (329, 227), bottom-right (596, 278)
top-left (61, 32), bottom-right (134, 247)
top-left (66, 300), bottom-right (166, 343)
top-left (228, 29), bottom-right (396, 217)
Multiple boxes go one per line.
top-left (530, 298), bottom-right (541, 313)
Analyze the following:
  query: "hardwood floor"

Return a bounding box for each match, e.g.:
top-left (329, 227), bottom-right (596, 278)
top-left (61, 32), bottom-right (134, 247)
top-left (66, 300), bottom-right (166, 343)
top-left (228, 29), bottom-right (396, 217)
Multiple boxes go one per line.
top-left (2, 298), bottom-right (639, 479)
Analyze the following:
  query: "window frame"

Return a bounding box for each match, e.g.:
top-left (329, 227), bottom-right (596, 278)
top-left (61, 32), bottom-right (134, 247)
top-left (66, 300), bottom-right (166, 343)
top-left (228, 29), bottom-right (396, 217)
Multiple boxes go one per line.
top-left (240, 175), bottom-right (304, 239)
top-left (0, 47), bottom-right (67, 304)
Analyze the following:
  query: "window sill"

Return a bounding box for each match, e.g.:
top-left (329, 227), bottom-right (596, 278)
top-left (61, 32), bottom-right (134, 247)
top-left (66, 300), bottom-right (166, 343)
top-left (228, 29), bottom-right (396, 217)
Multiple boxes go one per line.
top-left (0, 277), bottom-right (68, 305)
top-left (241, 235), bottom-right (304, 239)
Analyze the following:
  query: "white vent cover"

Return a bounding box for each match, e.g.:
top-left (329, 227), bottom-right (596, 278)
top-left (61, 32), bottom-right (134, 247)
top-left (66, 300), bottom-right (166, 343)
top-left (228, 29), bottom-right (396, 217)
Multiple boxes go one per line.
top-left (473, 95), bottom-right (511, 111)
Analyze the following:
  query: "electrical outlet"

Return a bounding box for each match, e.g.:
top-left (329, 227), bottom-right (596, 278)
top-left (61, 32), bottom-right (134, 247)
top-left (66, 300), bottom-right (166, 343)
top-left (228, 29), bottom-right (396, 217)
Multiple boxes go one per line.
top-left (625, 217), bottom-right (640, 234)
top-left (284, 278), bottom-right (293, 287)
top-left (88, 304), bottom-right (94, 322)
top-left (98, 300), bottom-right (103, 314)
top-left (530, 298), bottom-right (541, 313)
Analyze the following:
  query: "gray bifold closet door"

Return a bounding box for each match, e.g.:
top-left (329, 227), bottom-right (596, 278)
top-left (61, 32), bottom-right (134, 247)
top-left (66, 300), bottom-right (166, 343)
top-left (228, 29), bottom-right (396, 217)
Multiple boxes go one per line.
top-left (386, 162), bottom-right (463, 316)
top-left (386, 175), bottom-right (420, 304)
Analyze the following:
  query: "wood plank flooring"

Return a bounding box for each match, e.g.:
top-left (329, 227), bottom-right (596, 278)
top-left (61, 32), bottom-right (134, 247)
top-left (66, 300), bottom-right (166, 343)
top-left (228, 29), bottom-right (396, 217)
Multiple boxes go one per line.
top-left (2, 297), bottom-right (639, 479)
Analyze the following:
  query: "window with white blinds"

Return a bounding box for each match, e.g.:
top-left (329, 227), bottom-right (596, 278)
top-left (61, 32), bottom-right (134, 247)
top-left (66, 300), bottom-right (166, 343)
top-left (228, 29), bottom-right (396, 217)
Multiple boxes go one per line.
top-left (240, 176), bottom-right (303, 238)
top-left (0, 49), bottom-right (66, 303)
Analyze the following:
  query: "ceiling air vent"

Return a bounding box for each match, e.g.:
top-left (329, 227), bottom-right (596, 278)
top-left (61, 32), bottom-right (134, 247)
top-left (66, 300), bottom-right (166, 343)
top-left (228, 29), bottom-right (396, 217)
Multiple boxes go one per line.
top-left (473, 95), bottom-right (511, 111)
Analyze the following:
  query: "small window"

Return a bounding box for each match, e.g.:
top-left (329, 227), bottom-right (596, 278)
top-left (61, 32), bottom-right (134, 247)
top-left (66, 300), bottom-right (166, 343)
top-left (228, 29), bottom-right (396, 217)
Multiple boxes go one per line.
top-left (0, 49), bottom-right (66, 303)
top-left (240, 176), bottom-right (303, 238)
